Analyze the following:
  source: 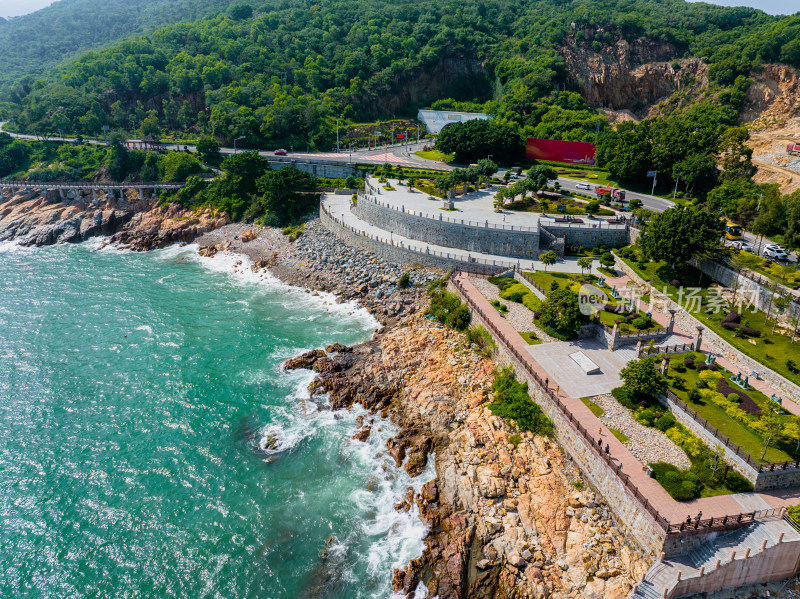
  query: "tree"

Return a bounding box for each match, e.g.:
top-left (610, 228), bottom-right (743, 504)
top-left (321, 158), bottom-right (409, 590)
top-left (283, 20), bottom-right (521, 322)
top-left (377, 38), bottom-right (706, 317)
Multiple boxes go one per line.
top-left (476, 158), bottom-right (498, 188)
top-left (162, 151), bottom-right (202, 182)
top-left (629, 199), bottom-right (643, 210)
top-left (435, 119), bottom-right (523, 164)
top-left (538, 286), bottom-right (582, 334)
top-left (772, 295), bottom-right (791, 334)
top-left (783, 418), bottom-right (800, 453)
top-left (229, 4), bottom-right (253, 19)
top-left (586, 200), bottom-right (601, 216)
top-left (619, 357), bottom-right (667, 398)
top-left (729, 251), bottom-right (762, 304)
top-left (639, 205), bottom-right (724, 269)
top-left (719, 127), bottom-right (757, 180)
top-left (220, 151), bottom-right (270, 196)
top-left (526, 165), bottom-right (558, 191)
top-left (577, 257), bottom-right (593, 275)
top-left (196, 137), bottom-right (222, 166)
top-left (754, 404), bottom-right (784, 461)
top-left (540, 250), bottom-right (556, 271)
top-left (599, 252), bottom-right (615, 270)
top-left (255, 165), bottom-right (316, 225)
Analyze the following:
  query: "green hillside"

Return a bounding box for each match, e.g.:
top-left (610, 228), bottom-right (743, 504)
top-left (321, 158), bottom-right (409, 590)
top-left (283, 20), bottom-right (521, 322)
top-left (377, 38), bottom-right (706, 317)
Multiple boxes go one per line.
top-left (0, 0), bottom-right (237, 99)
top-left (5, 0), bottom-right (800, 151)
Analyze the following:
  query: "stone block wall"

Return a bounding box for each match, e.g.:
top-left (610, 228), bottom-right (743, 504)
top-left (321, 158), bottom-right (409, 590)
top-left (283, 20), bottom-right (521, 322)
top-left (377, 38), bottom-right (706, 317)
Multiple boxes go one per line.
top-left (353, 195), bottom-right (544, 259)
top-left (543, 222), bottom-right (630, 248)
top-left (668, 536), bottom-right (800, 597)
top-left (269, 159), bottom-right (358, 178)
top-left (320, 203), bottom-right (505, 275)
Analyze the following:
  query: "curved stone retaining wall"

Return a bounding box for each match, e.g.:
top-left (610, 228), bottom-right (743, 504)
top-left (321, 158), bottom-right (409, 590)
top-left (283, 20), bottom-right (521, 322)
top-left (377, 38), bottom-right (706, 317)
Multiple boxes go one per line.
top-left (320, 202), bottom-right (506, 275)
top-left (352, 194), bottom-right (543, 259)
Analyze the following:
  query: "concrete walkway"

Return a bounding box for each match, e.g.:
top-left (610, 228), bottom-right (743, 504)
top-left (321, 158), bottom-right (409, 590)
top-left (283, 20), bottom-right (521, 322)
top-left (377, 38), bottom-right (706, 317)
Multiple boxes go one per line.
top-left (453, 273), bottom-right (800, 525)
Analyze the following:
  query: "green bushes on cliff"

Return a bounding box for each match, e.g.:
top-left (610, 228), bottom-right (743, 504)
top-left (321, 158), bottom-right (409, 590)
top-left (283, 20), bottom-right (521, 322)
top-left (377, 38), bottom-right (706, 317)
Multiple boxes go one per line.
top-left (426, 289), bottom-right (470, 332)
top-left (488, 367), bottom-right (553, 437)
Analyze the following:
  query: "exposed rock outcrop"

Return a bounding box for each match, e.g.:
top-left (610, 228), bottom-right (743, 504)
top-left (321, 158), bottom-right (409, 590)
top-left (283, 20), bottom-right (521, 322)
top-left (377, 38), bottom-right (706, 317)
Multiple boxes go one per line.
top-left (290, 315), bottom-right (651, 599)
top-left (0, 188), bottom-right (229, 250)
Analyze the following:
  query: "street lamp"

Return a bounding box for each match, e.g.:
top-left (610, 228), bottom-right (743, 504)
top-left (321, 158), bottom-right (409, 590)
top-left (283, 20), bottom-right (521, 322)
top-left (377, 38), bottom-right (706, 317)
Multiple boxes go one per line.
top-left (336, 119), bottom-right (340, 153)
top-left (233, 136), bottom-right (245, 154)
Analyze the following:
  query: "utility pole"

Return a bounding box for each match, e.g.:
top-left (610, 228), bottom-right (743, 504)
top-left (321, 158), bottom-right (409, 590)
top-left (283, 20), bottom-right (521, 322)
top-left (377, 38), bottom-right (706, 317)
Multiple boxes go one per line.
top-left (650, 171), bottom-right (657, 196)
top-left (673, 176), bottom-right (679, 199)
top-left (234, 136), bottom-right (245, 154)
top-left (416, 124), bottom-right (420, 144)
top-left (336, 119), bottom-right (340, 153)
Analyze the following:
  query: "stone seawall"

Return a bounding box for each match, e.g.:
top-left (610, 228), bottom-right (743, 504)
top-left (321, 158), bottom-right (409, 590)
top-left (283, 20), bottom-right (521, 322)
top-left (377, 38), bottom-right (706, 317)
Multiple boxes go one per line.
top-left (319, 202), bottom-right (506, 274)
top-left (614, 255), bottom-right (800, 406)
top-left (353, 194), bottom-right (544, 259)
top-left (450, 280), bottom-right (665, 558)
top-left (544, 222), bottom-right (630, 248)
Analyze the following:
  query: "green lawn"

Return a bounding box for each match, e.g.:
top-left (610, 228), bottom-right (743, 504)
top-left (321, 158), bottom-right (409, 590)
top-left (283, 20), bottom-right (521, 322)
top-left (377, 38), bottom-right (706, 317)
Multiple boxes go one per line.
top-left (747, 259), bottom-right (800, 291)
top-left (559, 170), bottom-right (617, 187)
top-left (520, 331), bottom-right (542, 345)
top-left (581, 397), bottom-right (605, 417)
top-left (610, 428), bottom-right (629, 443)
top-left (414, 149), bottom-right (454, 163)
top-left (617, 249), bottom-right (800, 387)
top-left (665, 353), bottom-right (798, 464)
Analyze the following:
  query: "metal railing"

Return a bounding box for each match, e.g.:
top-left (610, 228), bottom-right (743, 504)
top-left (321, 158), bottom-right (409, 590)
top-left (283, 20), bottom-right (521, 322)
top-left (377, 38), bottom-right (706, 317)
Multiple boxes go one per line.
top-left (0, 180), bottom-right (185, 190)
top-left (664, 390), bottom-right (800, 474)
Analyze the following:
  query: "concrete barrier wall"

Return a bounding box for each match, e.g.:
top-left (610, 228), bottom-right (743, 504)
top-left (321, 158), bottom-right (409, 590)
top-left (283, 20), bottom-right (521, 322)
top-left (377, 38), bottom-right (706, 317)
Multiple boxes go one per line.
top-left (452, 281), bottom-right (665, 558)
top-left (269, 160), bottom-right (358, 178)
top-left (544, 222), bottom-right (630, 248)
top-left (353, 195), bottom-right (544, 259)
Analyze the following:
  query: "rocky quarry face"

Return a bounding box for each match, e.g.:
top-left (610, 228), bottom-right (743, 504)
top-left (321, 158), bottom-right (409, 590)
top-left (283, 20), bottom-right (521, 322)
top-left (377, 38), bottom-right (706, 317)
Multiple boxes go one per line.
top-left (0, 188), bottom-right (229, 249)
top-left (288, 314), bottom-right (651, 599)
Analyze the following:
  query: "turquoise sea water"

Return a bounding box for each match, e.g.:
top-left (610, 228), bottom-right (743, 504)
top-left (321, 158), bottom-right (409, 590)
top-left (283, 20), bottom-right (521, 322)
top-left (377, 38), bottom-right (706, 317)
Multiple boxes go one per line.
top-left (0, 241), bottom-right (431, 598)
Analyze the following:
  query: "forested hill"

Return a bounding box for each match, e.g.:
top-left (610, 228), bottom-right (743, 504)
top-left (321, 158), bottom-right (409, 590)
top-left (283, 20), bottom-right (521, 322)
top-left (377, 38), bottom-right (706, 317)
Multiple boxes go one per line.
top-left (0, 0), bottom-right (238, 98)
top-left (6, 0), bottom-right (800, 151)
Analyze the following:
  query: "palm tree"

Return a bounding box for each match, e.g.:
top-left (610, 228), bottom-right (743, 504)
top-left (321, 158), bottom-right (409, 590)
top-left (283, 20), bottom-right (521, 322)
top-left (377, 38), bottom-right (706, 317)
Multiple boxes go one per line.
top-left (577, 257), bottom-right (593, 276)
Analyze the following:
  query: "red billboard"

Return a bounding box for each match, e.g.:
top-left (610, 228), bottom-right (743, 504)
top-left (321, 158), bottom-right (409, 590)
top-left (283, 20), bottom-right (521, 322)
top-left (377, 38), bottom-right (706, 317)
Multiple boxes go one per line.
top-left (525, 138), bottom-right (596, 165)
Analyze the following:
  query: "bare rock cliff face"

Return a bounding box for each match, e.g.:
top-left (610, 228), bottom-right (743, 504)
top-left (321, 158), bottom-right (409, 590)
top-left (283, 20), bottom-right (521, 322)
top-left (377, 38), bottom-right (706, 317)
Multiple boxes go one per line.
top-left (0, 189), bottom-right (228, 249)
top-left (561, 37), bottom-right (708, 113)
top-left (291, 315), bottom-right (651, 599)
top-left (743, 64), bottom-right (800, 124)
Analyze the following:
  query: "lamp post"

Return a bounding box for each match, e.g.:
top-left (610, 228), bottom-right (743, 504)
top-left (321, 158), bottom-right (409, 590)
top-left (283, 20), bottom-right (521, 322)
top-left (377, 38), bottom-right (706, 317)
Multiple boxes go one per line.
top-left (233, 136), bottom-right (245, 154)
top-left (336, 119), bottom-right (340, 153)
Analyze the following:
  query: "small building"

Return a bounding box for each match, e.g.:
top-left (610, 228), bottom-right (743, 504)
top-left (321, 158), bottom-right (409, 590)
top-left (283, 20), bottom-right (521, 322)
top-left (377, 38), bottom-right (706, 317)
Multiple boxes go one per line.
top-left (125, 135), bottom-right (165, 152)
top-left (417, 110), bottom-right (494, 135)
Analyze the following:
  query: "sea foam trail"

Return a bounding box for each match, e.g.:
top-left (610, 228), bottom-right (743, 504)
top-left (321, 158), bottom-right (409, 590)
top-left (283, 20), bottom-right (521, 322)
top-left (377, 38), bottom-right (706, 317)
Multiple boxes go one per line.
top-left (153, 243), bottom-right (381, 331)
top-left (258, 355), bottom-right (435, 598)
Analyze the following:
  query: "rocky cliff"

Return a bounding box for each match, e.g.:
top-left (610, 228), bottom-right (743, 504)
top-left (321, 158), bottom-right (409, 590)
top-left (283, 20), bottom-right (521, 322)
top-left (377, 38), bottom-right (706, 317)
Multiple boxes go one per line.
top-left (287, 315), bottom-right (650, 599)
top-left (0, 188), bottom-right (229, 249)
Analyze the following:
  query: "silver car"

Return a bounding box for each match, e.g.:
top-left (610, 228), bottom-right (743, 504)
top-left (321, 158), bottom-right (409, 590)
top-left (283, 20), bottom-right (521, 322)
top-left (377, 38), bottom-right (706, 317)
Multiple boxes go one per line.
top-left (764, 246), bottom-right (789, 261)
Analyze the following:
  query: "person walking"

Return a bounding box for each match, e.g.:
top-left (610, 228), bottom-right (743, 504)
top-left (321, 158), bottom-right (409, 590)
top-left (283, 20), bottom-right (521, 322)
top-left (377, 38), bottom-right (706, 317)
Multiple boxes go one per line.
top-left (604, 443), bottom-right (609, 455)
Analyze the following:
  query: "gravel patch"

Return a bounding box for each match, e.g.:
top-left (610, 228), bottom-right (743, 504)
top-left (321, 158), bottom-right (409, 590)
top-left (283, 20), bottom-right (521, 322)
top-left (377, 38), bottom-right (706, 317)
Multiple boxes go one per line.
top-left (468, 276), bottom-right (556, 342)
top-left (592, 393), bottom-right (692, 470)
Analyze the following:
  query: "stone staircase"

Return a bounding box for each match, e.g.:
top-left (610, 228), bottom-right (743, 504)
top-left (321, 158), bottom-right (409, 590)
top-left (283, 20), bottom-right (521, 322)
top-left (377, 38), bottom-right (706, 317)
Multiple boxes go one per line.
top-left (629, 518), bottom-right (800, 598)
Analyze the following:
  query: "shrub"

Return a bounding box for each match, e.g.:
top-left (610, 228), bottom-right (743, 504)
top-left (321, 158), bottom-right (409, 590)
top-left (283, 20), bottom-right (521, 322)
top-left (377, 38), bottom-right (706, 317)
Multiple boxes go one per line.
top-left (632, 316), bottom-right (649, 329)
top-left (673, 376), bottom-right (687, 390)
top-left (447, 304), bottom-right (471, 331)
top-left (398, 271), bottom-right (411, 289)
top-left (611, 386), bottom-right (640, 410)
top-left (722, 321), bottom-right (741, 330)
top-left (684, 357), bottom-right (695, 369)
top-left (508, 434), bottom-right (522, 448)
top-left (742, 327), bottom-right (761, 337)
top-left (488, 367), bottom-right (554, 436)
top-left (727, 392), bottom-right (741, 404)
top-left (708, 363), bottom-right (720, 372)
top-left (722, 310), bottom-right (741, 324)
top-left (687, 388), bottom-right (701, 403)
top-left (716, 379), bottom-right (761, 417)
top-left (695, 363), bottom-right (709, 372)
top-left (652, 463), bottom-right (701, 501)
top-left (508, 291), bottom-right (526, 303)
top-left (637, 407), bottom-right (657, 426)
top-left (670, 278), bottom-right (681, 288)
top-left (725, 470), bottom-right (754, 493)
top-left (654, 412), bottom-right (677, 432)
top-left (466, 326), bottom-right (496, 357)
top-left (673, 363), bottom-right (687, 373)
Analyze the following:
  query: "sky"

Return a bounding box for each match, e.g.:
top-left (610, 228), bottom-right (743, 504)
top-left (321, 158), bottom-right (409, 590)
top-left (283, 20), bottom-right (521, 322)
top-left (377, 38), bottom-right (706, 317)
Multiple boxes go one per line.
top-left (686, 0), bottom-right (797, 14)
top-left (0, 0), bottom-right (797, 19)
top-left (2, 0), bottom-right (57, 18)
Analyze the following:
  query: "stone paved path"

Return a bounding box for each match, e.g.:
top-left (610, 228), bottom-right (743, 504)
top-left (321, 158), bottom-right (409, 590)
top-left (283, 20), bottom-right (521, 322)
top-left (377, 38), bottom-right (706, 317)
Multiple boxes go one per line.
top-left (453, 273), bottom-right (800, 525)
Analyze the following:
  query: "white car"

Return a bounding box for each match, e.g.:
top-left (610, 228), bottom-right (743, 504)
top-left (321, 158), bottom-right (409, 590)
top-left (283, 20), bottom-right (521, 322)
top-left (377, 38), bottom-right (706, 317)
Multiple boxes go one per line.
top-left (764, 246), bottom-right (789, 261)
top-left (576, 183), bottom-right (592, 190)
top-left (730, 241), bottom-right (753, 253)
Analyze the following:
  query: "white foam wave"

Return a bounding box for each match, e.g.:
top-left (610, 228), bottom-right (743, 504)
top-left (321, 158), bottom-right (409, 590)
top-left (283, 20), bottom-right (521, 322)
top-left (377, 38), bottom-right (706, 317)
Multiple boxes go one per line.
top-left (0, 239), bottom-right (33, 255)
top-left (152, 243), bottom-right (380, 331)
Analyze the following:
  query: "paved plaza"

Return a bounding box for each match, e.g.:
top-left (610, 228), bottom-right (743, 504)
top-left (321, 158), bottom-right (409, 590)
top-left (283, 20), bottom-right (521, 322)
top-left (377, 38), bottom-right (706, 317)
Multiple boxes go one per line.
top-left (526, 337), bottom-right (638, 398)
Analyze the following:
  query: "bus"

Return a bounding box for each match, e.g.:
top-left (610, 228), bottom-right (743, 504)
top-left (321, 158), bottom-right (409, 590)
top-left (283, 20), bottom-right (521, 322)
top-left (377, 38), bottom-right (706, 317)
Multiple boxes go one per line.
top-left (725, 222), bottom-right (742, 241)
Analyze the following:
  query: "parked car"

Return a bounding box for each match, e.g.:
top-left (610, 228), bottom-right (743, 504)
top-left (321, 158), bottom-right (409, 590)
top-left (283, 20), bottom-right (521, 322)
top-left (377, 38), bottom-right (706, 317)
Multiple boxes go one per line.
top-left (730, 241), bottom-right (754, 253)
top-left (576, 183), bottom-right (592, 190)
top-left (274, 148), bottom-right (288, 156)
top-left (764, 245), bottom-right (789, 261)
